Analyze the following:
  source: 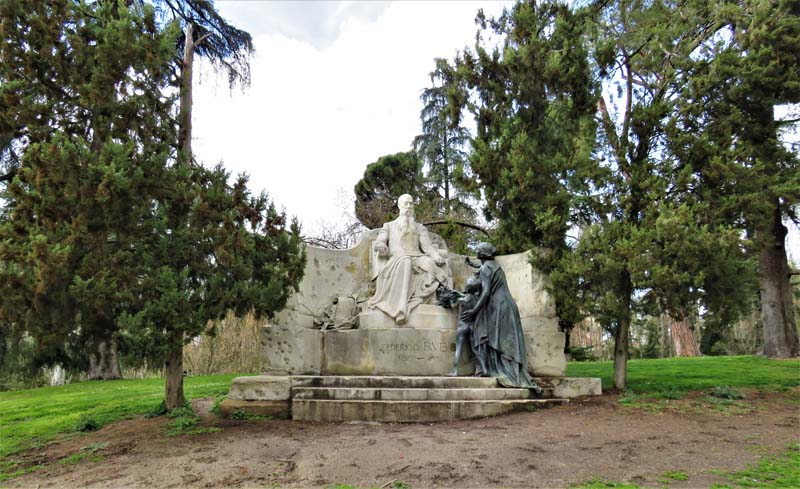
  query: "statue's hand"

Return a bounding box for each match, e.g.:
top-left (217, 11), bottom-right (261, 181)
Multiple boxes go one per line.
top-left (374, 243), bottom-right (389, 257)
top-left (434, 254), bottom-right (445, 266)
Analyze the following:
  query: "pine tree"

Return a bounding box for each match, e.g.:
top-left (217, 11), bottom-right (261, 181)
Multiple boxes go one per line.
top-left (0, 0), bottom-right (179, 377)
top-left (572, 0), bottom-right (755, 387)
top-left (122, 165), bottom-right (305, 409)
top-left (0, 2), bottom-right (306, 407)
top-left (444, 0), bottom-right (758, 388)
top-left (443, 0), bottom-right (599, 341)
top-left (354, 151), bottom-right (427, 230)
top-left (667, 0), bottom-right (800, 358)
top-left (412, 62), bottom-right (482, 253)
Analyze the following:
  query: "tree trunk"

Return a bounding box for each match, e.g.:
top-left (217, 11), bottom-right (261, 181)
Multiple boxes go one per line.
top-left (178, 23), bottom-right (194, 161)
top-left (49, 364), bottom-right (66, 386)
top-left (613, 272), bottom-right (633, 390)
top-left (163, 23), bottom-right (196, 412)
top-left (87, 340), bottom-right (122, 380)
top-left (165, 345), bottom-right (185, 410)
top-left (759, 207), bottom-right (799, 358)
top-left (671, 317), bottom-right (701, 357)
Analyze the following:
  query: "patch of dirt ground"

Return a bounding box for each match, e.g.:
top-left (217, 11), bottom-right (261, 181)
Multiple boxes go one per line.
top-left (7, 390), bottom-right (800, 488)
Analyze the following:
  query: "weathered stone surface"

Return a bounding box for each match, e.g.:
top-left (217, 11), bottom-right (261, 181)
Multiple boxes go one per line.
top-left (218, 399), bottom-right (290, 419)
top-left (262, 232), bottom-right (566, 378)
top-left (359, 304), bottom-right (457, 330)
top-left (534, 376), bottom-right (602, 399)
top-left (261, 325), bottom-right (565, 377)
top-left (292, 387), bottom-right (531, 401)
top-left (261, 325), bottom-right (322, 375)
top-left (289, 375), bottom-right (500, 389)
top-left (271, 239), bottom-right (375, 329)
top-left (520, 316), bottom-right (559, 333)
top-left (323, 328), bottom-right (474, 376)
top-left (525, 330), bottom-right (567, 377)
top-left (227, 375), bottom-right (291, 401)
top-left (291, 398), bottom-right (568, 423)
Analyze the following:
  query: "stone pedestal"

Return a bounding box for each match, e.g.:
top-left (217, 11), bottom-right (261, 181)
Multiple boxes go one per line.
top-left (323, 327), bottom-right (473, 376)
top-left (359, 304), bottom-right (457, 330)
top-left (261, 324), bottom-right (565, 377)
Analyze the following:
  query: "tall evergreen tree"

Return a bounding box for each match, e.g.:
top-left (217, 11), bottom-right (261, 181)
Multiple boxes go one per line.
top-left (0, 0), bottom-right (179, 377)
top-left (413, 62), bottom-right (481, 253)
top-left (443, 0), bottom-right (599, 339)
top-left (445, 0), bottom-right (757, 388)
top-left (122, 164), bottom-right (305, 409)
top-left (667, 0), bottom-right (799, 358)
top-left (0, 1), bottom-right (306, 409)
top-left (573, 0), bottom-right (754, 387)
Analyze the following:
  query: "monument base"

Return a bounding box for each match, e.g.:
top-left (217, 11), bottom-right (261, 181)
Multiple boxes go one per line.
top-left (324, 327), bottom-right (472, 376)
top-left (220, 375), bottom-right (600, 422)
top-left (261, 325), bottom-right (566, 377)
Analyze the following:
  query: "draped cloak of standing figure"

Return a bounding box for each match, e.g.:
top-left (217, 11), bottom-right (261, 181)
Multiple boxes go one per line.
top-left (470, 259), bottom-right (538, 389)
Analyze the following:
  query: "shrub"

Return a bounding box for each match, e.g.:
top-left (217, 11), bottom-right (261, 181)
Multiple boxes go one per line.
top-left (710, 385), bottom-right (745, 400)
top-left (74, 417), bottom-right (100, 432)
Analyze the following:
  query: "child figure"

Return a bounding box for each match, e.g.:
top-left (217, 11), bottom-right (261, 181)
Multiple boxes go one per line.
top-left (437, 277), bottom-right (488, 377)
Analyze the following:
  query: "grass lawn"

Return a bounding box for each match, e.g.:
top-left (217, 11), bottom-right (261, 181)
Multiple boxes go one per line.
top-left (0, 373), bottom-right (251, 460)
top-left (1, 356), bottom-right (797, 465)
top-left (566, 355), bottom-right (800, 394)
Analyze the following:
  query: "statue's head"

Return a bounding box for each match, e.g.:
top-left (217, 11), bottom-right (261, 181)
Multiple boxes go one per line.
top-left (465, 276), bottom-right (481, 294)
top-left (397, 194), bottom-right (414, 217)
top-left (475, 242), bottom-right (497, 260)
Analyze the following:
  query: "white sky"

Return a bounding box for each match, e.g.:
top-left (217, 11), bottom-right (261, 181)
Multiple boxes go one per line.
top-left (192, 1), bottom-right (512, 233)
top-left (192, 0), bottom-right (799, 262)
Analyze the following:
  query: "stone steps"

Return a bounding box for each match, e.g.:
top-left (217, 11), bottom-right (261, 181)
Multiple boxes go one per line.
top-left (290, 376), bottom-right (566, 422)
top-left (289, 375), bottom-right (500, 389)
top-left (292, 398), bottom-right (568, 423)
top-left (220, 374), bottom-right (596, 422)
top-left (293, 386), bottom-right (532, 401)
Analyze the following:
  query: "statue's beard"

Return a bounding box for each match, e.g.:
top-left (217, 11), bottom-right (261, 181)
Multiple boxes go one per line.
top-left (398, 212), bottom-right (415, 234)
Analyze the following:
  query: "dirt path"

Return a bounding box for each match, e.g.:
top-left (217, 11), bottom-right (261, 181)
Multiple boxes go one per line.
top-left (8, 390), bottom-right (799, 488)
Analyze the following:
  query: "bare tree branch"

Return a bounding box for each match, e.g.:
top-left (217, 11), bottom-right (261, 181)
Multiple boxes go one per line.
top-left (422, 219), bottom-right (491, 236)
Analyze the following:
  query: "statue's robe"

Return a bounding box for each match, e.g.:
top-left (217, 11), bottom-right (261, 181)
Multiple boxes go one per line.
top-left (368, 219), bottom-right (451, 324)
top-left (471, 259), bottom-right (537, 389)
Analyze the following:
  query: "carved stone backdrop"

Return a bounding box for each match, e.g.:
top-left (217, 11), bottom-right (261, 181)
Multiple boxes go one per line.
top-left (262, 230), bottom-right (566, 377)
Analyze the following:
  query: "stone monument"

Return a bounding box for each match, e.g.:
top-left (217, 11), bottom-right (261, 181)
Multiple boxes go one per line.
top-left (261, 195), bottom-right (568, 378)
top-left (222, 195), bottom-right (601, 421)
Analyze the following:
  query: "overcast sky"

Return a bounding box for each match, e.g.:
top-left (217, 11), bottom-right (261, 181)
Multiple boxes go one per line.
top-left (192, 0), bottom-right (798, 261)
top-left (192, 0), bottom-right (511, 233)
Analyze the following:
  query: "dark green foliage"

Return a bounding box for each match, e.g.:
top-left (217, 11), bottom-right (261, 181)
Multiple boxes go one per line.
top-left (0, 0), bottom-right (305, 408)
top-left (0, 0), bottom-right (179, 373)
top-left (119, 164), bottom-right (306, 375)
top-left (709, 385), bottom-right (746, 400)
top-left (412, 63), bottom-right (480, 252)
top-left (144, 400), bottom-right (169, 418)
top-left (446, 1), bottom-right (598, 256)
top-left (440, 0), bottom-right (599, 348)
top-left (354, 151), bottom-right (426, 229)
top-left (666, 0), bottom-right (800, 357)
top-left (481, 0), bottom-right (770, 388)
top-left (73, 416), bottom-right (100, 432)
top-left (567, 346), bottom-right (598, 362)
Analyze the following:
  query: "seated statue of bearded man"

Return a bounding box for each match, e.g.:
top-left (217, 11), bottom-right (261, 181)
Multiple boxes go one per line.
top-left (368, 194), bottom-right (452, 325)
